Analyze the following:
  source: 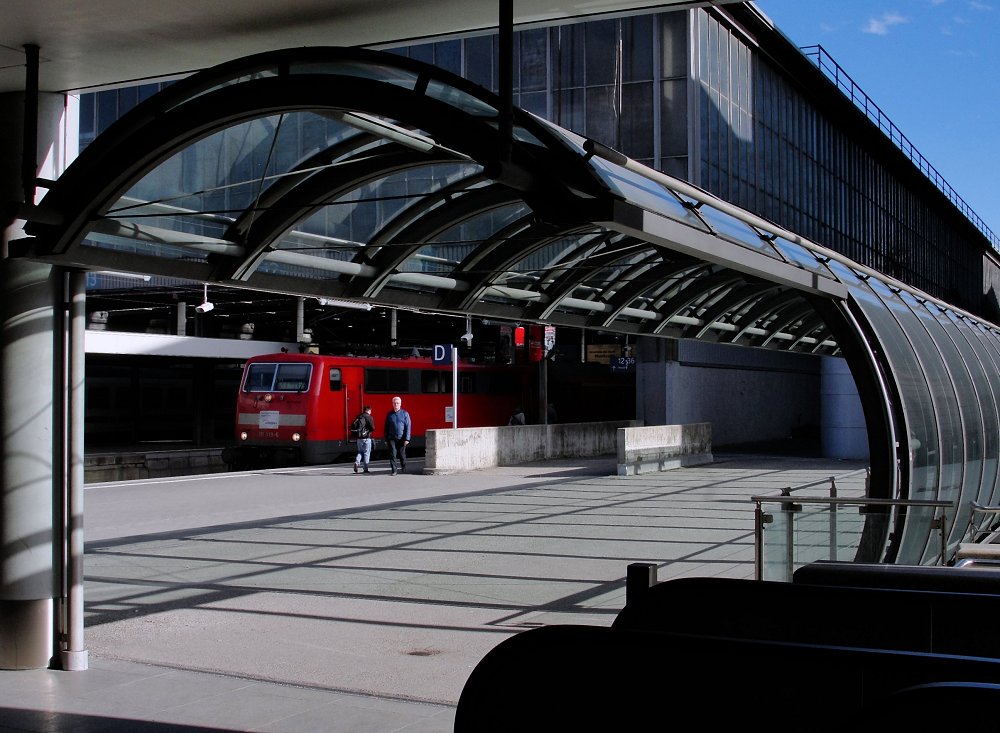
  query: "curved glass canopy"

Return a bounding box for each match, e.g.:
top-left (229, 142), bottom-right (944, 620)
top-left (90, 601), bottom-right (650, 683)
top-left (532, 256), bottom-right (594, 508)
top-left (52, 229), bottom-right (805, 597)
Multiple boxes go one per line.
top-left (18, 47), bottom-right (1000, 565)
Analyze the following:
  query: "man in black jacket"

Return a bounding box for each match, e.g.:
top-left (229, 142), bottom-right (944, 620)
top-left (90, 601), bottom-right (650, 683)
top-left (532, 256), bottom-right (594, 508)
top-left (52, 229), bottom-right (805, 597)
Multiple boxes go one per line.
top-left (352, 405), bottom-right (375, 473)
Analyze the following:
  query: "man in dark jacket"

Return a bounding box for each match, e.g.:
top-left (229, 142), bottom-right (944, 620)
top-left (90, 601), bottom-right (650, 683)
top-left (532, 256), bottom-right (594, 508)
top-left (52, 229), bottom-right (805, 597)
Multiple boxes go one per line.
top-left (352, 405), bottom-right (375, 473)
top-left (383, 395), bottom-right (412, 475)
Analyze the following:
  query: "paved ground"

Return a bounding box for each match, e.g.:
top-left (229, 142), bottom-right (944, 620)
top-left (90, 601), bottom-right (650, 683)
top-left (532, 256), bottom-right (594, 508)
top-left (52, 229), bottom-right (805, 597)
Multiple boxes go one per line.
top-left (0, 452), bottom-right (868, 732)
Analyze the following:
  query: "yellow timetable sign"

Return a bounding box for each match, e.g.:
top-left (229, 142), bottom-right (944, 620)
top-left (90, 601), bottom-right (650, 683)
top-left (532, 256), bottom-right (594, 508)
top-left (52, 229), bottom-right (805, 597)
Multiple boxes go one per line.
top-left (586, 344), bottom-right (621, 363)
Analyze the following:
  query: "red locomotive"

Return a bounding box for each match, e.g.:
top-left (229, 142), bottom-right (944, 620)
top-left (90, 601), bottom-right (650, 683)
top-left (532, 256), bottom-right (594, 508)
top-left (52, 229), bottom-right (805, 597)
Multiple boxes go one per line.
top-left (223, 353), bottom-right (533, 468)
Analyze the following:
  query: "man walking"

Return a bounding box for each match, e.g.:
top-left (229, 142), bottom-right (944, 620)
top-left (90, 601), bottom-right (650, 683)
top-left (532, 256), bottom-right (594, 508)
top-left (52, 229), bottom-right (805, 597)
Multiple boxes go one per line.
top-left (352, 405), bottom-right (375, 474)
top-left (383, 395), bottom-right (411, 475)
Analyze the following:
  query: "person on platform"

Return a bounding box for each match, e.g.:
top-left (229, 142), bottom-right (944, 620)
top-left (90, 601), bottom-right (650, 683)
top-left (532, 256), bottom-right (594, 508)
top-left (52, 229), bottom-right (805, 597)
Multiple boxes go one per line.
top-left (351, 405), bottom-right (375, 474)
top-left (508, 406), bottom-right (526, 426)
top-left (383, 395), bottom-right (412, 475)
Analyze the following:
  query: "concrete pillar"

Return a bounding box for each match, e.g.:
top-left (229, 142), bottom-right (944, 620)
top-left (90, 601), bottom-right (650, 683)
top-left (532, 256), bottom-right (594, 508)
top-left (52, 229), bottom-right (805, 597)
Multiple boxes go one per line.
top-left (0, 88), bottom-right (80, 669)
top-left (634, 336), bottom-right (675, 427)
top-left (820, 356), bottom-right (869, 460)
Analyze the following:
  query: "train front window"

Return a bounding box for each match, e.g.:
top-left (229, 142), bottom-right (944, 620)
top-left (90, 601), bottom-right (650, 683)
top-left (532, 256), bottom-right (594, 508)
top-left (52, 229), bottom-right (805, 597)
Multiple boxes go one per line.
top-left (244, 363), bottom-right (313, 392)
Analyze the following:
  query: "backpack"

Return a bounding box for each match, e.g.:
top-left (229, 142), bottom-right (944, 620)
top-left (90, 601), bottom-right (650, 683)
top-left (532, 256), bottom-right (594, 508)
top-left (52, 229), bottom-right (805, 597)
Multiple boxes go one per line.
top-left (350, 415), bottom-right (370, 439)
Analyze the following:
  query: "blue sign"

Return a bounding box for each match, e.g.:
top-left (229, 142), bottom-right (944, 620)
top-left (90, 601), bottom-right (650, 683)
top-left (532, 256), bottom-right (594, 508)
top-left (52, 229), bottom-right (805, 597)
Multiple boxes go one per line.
top-left (432, 344), bottom-right (453, 365)
top-left (610, 356), bottom-right (635, 373)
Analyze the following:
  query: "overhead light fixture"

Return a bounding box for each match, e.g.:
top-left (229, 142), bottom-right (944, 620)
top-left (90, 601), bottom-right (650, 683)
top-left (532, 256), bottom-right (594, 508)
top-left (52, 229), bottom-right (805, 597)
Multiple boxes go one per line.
top-left (95, 270), bottom-right (152, 282)
top-left (195, 283), bottom-right (214, 314)
top-left (316, 297), bottom-right (372, 311)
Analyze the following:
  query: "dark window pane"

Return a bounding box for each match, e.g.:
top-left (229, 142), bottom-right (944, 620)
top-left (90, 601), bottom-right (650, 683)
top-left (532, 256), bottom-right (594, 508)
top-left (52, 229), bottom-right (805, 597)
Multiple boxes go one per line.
top-left (621, 83), bottom-right (654, 159)
top-left (464, 35), bottom-right (494, 90)
top-left (79, 93), bottom-right (95, 138)
top-left (585, 19), bottom-right (617, 86)
top-left (662, 12), bottom-right (688, 78)
top-left (408, 43), bottom-right (434, 64)
top-left (434, 40), bottom-right (462, 74)
top-left (661, 78), bottom-right (688, 158)
top-left (96, 90), bottom-right (118, 135)
top-left (555, 88), bottom-right (585, 133)
top-left (519, 91), bottom-right (547, 118)
top-left (519, 28), bottom-right (547, 92)
top-left (553, 24), bottom-right (585, 87)
top-left (623, 15), bottom-right (653, 82)
top-left (586, 86), bottom-right (617, 146)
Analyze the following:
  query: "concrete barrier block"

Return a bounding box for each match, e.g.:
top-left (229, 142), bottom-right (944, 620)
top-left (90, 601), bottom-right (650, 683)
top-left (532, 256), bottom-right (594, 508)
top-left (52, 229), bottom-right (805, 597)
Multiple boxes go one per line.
top-left (616, 423), bottom-right (713, 476)
top-left (424, 420), bottom-right (635, 473)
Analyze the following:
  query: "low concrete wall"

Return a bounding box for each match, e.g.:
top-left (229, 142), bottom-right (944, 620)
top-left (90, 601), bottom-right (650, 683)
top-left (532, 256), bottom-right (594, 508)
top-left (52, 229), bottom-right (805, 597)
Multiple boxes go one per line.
top-left (616, 423), bottom-right (713, 476)
top-left (425, 420), bottom-right (635, 474)
top-left (85, 448), bottom-right (229, 483)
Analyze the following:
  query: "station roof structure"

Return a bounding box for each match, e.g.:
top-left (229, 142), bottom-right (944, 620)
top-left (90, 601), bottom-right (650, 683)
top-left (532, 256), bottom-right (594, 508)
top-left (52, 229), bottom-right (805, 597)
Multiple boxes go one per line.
top-left (13, 43), bottom-right (1000, 569)
top-left (0, 0), bottom-right (723, 94)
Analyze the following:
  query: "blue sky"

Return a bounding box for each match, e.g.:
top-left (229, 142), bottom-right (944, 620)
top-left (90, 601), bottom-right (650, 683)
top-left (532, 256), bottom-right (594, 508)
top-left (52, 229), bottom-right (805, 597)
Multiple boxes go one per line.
top-left (753, 0), bottom-right (999, 241)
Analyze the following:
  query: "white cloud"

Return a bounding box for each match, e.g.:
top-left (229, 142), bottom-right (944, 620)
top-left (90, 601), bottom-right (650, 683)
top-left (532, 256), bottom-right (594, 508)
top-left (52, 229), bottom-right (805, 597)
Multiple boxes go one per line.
top-left (969, 0), bottom-right (992, 10)
top-left (863, 12), bottom-right (911, 35)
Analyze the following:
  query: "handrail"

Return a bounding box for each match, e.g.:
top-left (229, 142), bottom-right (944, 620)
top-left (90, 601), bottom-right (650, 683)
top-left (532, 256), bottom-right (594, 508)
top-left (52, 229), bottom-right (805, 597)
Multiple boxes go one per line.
top-left (800, 44), bottom-right (999, 251)
top-left (778, 468), bottom-right (869, 497)
top-left (751, 493), bottom-right (953, 581)
top-left (961, 501), bottom-right (1000, 544)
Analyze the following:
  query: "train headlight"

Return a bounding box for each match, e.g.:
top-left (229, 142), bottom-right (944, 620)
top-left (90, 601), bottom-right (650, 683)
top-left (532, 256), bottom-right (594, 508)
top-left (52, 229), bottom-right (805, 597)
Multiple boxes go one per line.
top-left (291, 432), bottom-right (302, 442)
top-left (263, 393), bottom-right (272, 403)
top-left (240, 431), bottom-right (248, 441)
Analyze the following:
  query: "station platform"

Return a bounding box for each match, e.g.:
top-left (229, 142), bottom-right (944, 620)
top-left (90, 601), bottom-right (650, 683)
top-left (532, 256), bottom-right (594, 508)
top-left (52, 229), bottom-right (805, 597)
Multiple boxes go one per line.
top-left (0, 452), bottom-right (868, 732)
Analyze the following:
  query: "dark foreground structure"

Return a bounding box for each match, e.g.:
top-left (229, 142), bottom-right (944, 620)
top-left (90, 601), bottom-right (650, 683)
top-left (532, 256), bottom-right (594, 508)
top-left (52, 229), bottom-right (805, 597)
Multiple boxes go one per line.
top-left (457, 562), bottom-right (1000, 730)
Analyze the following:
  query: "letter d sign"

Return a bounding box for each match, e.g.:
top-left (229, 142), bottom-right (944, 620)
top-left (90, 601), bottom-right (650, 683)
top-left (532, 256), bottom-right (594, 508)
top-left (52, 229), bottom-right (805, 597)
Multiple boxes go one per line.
top-left (432, 344), bottom-right (451, 365)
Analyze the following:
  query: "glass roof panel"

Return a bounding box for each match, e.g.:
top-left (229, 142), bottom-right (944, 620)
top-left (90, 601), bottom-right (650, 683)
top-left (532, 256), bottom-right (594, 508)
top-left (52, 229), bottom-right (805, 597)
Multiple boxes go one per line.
top-left (588, 156), bottom-right (704, 227)
top-left (289, 59), bottom-right (422, 91)
top-left (279, 162), bottom-right (484, 262)
top-left (770, 238), bottom-right (839, 278)
top-left (409, 202), bottom-right (532, 274)
top-left (424, 78), bottom-right (498, 118)
top-left (694, 205), bottom-right (783, 258)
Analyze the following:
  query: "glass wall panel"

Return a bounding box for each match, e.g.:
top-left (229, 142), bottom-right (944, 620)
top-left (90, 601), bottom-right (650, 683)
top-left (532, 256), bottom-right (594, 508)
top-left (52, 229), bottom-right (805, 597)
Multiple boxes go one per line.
top-left (946, 313), bottom-right (997, 524)
top-left (907, 296), bottom-right (980, 546)
top-left (866, 282), bottom-right (959, 564)
top-left (967, 324), bottom-right (1000, 507)
top-left (829, 262), bottom-right (937, 565)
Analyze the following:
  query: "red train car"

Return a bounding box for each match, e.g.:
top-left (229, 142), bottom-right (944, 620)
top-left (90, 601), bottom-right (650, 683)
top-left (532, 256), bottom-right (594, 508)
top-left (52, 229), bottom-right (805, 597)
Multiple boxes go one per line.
top-left (223, 353), bottom-right (533, 468)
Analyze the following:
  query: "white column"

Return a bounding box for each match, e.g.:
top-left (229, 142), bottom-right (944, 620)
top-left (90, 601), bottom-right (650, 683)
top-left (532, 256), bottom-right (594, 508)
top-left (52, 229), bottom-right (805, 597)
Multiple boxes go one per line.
top-left (0, 88), bottom-right (81, 669)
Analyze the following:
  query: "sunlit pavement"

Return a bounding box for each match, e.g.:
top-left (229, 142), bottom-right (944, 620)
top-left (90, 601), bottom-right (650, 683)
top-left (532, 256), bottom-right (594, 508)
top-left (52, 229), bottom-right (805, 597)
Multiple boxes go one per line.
top-left (0, 453), bottom-right (867, 732)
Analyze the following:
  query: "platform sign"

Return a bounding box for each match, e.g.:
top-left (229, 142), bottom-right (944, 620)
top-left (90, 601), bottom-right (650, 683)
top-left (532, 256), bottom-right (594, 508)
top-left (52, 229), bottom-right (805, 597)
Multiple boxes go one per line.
top-left (586, 344), bottom-right (621, 364)
top-left (610, 356), bottom-right (635, 373)
top-left (432, 344), bottom-right (452, 365)
top-left (543, 325), bottom-right (556, 356)
top-left (528, 325), bottom-right (544, 362)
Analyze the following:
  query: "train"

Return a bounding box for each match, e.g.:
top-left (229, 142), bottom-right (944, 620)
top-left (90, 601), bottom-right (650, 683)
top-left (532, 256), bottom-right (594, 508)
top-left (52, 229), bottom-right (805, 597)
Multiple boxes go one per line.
top-left (222, 352), bottom-right (534, 469)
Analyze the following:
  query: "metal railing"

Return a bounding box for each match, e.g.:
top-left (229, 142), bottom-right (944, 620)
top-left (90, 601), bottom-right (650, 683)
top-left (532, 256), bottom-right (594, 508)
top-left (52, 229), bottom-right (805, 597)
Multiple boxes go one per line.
top-left (751, 471), bottom-right (952, 581)
top-left (961, 501), bottom-right (1000, 544)
top-left (801, 44), bottom-right (999, 251)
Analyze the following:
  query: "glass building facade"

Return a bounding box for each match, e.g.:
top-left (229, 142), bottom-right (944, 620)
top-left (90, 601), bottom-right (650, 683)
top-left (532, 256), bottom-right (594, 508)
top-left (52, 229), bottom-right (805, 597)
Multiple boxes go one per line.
top-left (78, 4), bottom-right (996, 319)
